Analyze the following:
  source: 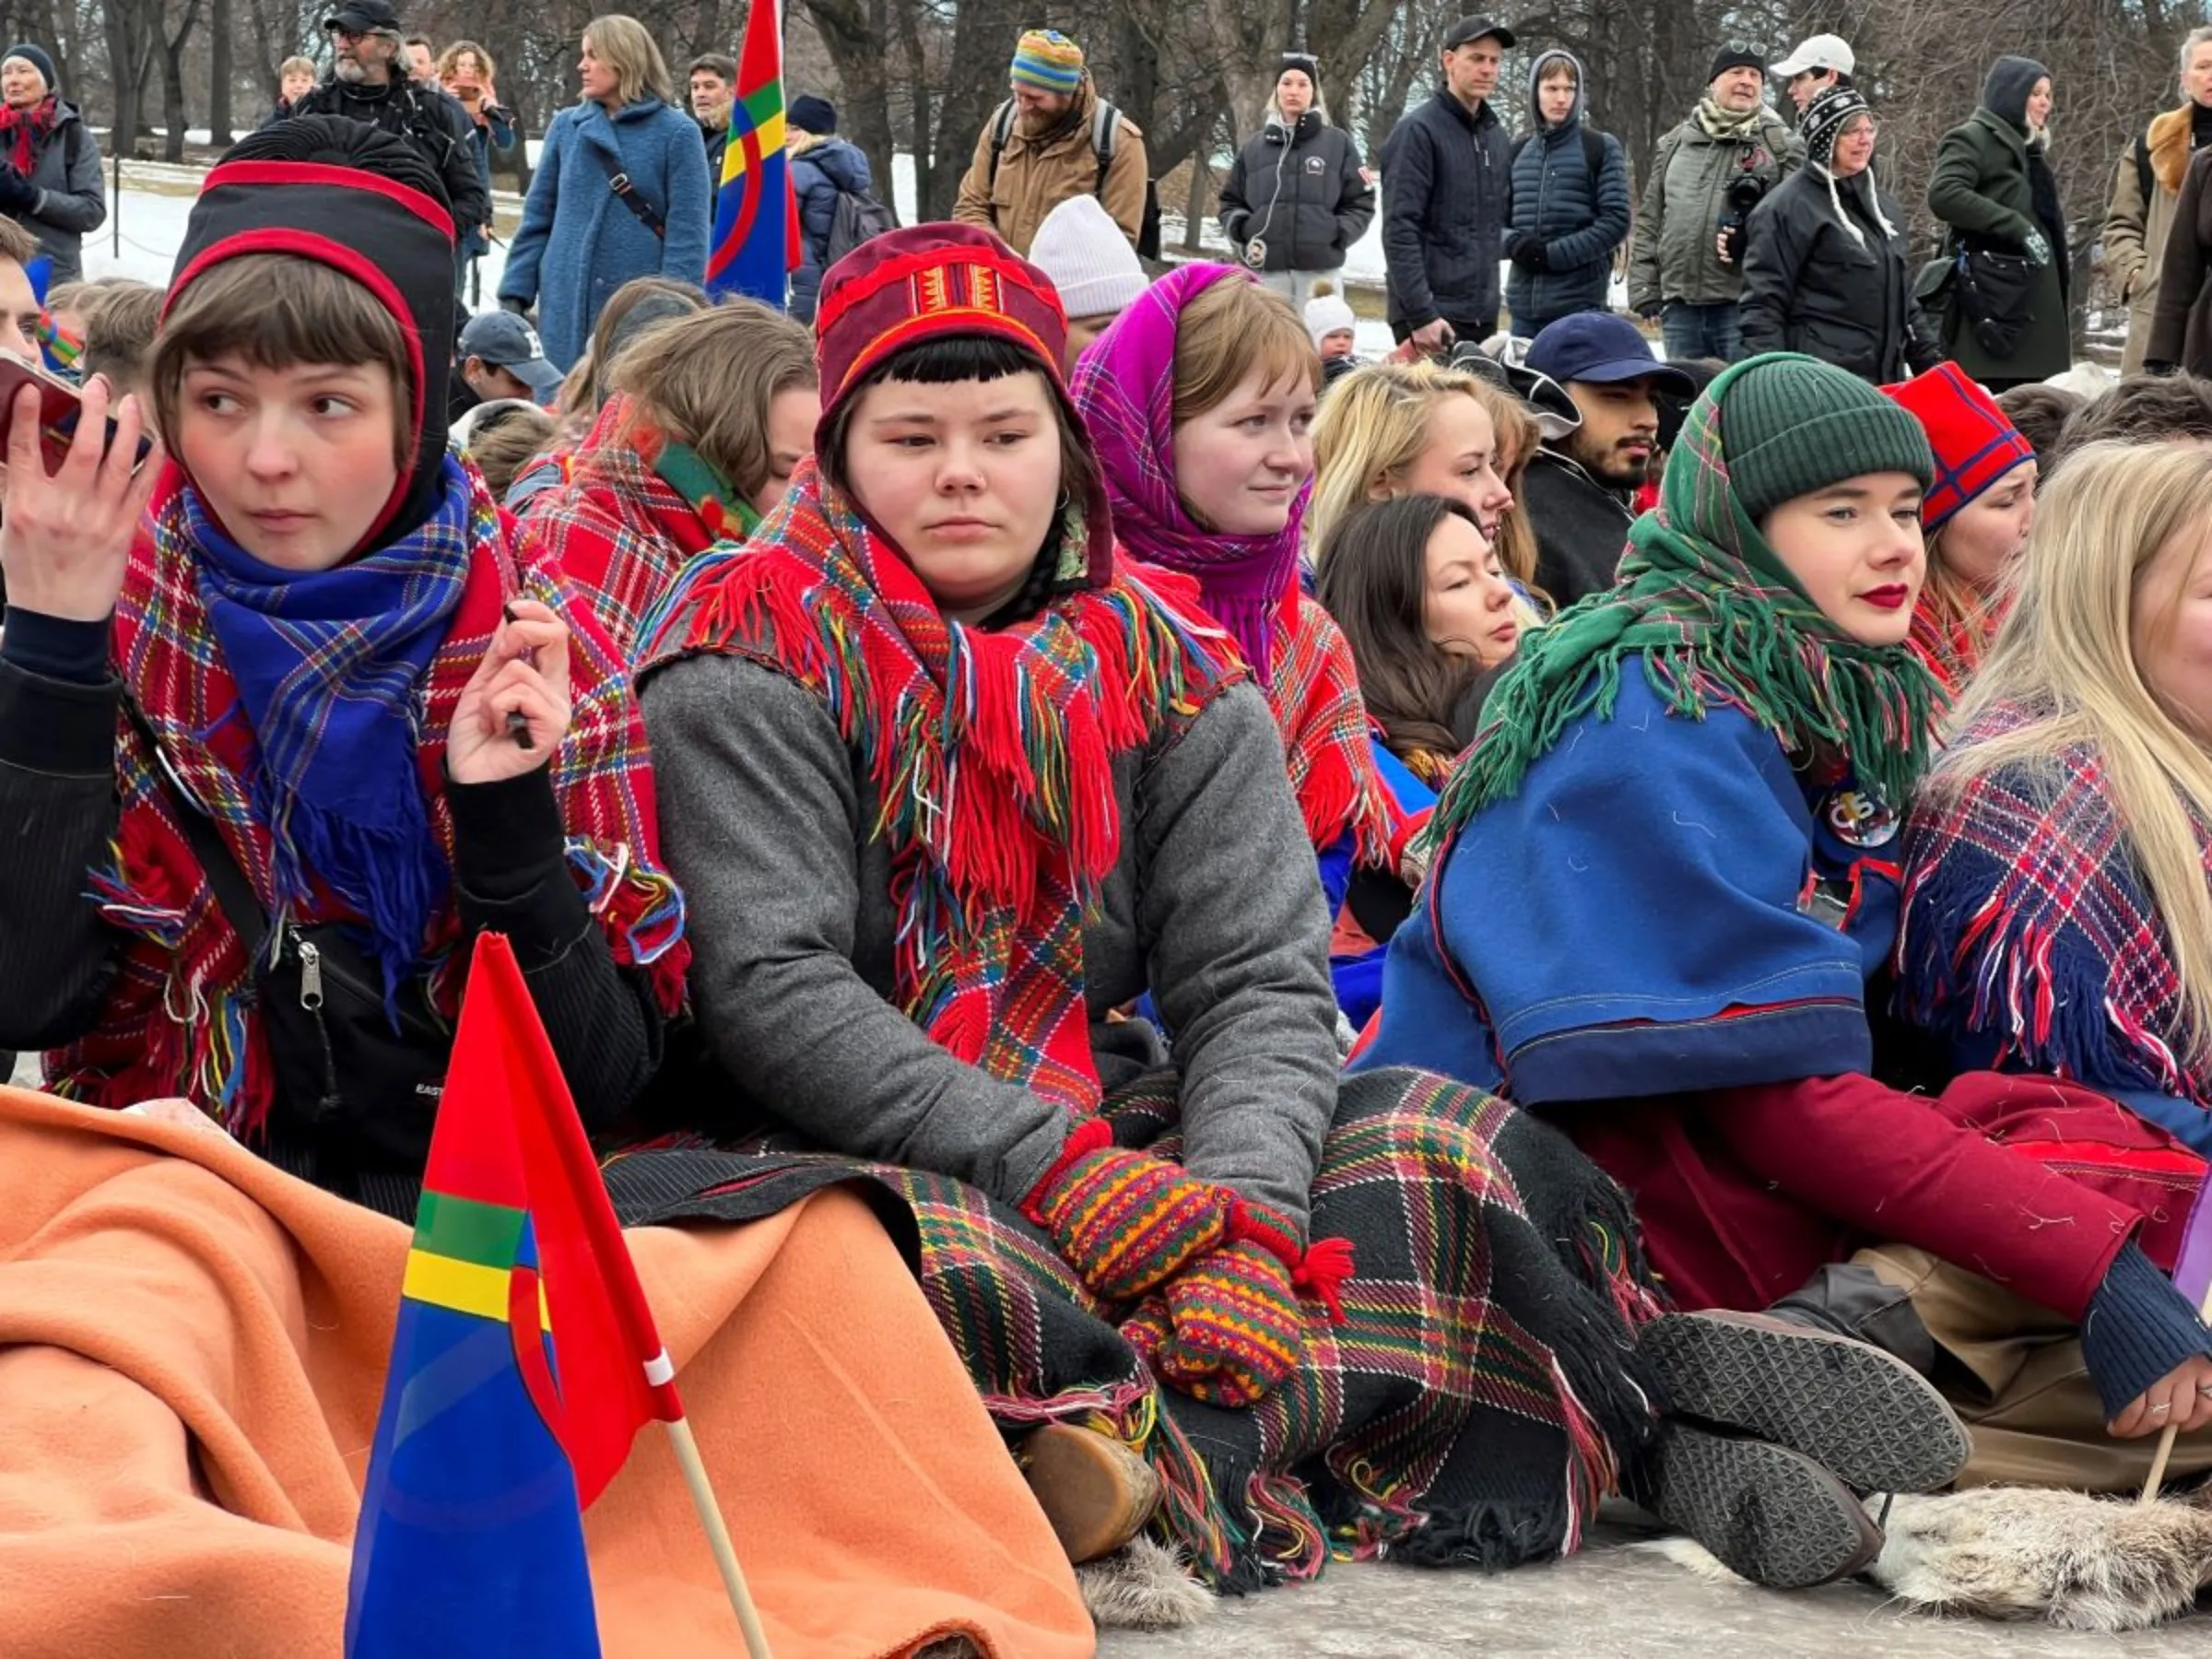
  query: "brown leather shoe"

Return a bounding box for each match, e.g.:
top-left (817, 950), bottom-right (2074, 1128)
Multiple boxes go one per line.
top-left (1018, 1422), bottom-right (1161, 1563)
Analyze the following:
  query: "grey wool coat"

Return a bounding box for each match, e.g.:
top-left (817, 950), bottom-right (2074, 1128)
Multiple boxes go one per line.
top-left (641, 654), bottom-right (1343, 1233)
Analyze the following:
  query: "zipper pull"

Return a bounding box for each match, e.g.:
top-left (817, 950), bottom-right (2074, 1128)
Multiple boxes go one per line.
top-left (299, 938), bottom-right (324, 1010)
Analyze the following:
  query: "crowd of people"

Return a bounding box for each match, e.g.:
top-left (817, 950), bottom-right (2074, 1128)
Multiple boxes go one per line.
top-left (11, 6), bottom-right (2212, 1642)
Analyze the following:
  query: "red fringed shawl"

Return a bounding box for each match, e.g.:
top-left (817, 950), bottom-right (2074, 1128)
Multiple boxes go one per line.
top-left (50, 461), bottom-right (690, 1130)
top-left (1265, 592), bottom-right (1401, 868)
top-left (649, 460), bottom-right (1243, 1117)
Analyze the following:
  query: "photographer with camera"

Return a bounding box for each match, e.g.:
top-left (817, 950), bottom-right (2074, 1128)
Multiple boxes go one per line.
top-left (1219, 52), bottom-right (1374, 312)
top-left (1627, 45), bottom-right (1801, 361)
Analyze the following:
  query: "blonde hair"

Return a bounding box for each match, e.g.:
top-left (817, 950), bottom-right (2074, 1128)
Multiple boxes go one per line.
top-left (1170, 276), bottom-right (1322, 429)
top-left (1935, 440), bottom-right (2212, 1066)
top-left (436, 40), bottom-right (496, 82)
top-left (608, 300), bottom-right (818, 500)
top-left (279, 54), bottom-right (315, 80)
top-left (581, 15), bottom-right (674, 106)
top-left (1309, 359), bottom-right (1547, 610)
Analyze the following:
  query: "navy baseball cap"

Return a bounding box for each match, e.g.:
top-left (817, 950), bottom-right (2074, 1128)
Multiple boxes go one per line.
top-left (1525, 312), bottom-right (1696, 395)
top-left (458, 309), bottom-right (562, 398)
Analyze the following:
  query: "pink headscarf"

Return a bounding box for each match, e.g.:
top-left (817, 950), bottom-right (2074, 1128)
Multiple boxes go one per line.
top-left (1069, 263), bottom-right (1309, 684)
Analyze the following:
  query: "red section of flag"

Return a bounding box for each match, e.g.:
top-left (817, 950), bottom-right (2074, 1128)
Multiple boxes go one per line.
top-left (437, 932), bottom-right (683, 1507)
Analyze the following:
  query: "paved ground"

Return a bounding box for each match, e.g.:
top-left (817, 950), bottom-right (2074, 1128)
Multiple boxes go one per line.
top-left (1097, 1526), bottom-right (2212, 1658)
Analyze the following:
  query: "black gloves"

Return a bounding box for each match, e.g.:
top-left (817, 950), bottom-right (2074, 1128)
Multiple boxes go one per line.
top-left (1505, 231), bottom-right (1547, 272)
top-left (499, 295), bottom-right (530, 316)
top-left (0, 169), bottom-right (37, 216)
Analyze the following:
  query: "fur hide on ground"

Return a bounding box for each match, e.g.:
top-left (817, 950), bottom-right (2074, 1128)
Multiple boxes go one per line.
top-left (1075, 1536), bottom-right (1218, 1630)
top-left (1634, 1487), bottom-right (2212, 1630)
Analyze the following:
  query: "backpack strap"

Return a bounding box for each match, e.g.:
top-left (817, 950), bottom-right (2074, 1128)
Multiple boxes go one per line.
top-left (1581, 125), bottom-right (1604, 188)
top-left (1090, 99), bottom-right (1118, 198)
top-left (2137, 128), bottom-right (2156, 206)
top-left (987, 100), bottom-right (1015, 189)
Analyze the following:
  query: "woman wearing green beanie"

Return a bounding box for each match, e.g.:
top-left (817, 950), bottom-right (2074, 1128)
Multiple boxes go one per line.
top-left (1358, 353), bottom-right (2212, 1535)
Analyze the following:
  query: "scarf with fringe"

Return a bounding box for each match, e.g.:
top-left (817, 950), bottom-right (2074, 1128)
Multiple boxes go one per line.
top-left (645, 459), bottom-right (1242, 1116)
top-left (522, 394), bottom-right (759, 661)
top-left (1897, 700), bottom-right (2212, 1130)
top-left (48, 457), bottom-right (690, 1131)
top-left (0, 93), bottom-right (57, 178)
top-left (1425, 359), bottom-right (1938, 848)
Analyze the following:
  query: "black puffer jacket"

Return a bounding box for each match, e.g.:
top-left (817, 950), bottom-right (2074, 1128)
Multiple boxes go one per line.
top-left (1219, 108), bottom-right (1374, 274)
top-left (1381, 89), bottom-right (1511, 332)
top-left (276, 78), bottom-right (489, 233)
top-left (1740, 166), bottom-right (1942, 382)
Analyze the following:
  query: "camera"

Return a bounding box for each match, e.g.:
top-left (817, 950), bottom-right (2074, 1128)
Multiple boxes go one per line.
top-left (1716, 173), bottom-right (1768, 266)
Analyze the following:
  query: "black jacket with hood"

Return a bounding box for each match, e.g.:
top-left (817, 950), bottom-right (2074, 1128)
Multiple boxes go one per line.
top-left (1505, 50), bottom-right (1631, 324)
top-left (1740, 162), bottom-right (1941, 382)
top-left (1220, 100), bottom-right (1375, 275)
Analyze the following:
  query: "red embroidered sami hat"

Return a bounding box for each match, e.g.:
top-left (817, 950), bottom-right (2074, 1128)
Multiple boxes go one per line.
top-left (1882, 362), bottom-right (2035, 532)
top-left (813, 222), bottom-right (1116, 585)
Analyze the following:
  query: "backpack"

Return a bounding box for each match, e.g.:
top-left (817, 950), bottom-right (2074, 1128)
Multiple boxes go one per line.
top-left (823, 183), bottom-right (900, 267)
top-left (1510, 125), bottom-right (1606, 191)
top-left (990, 99), bottom-right (1162, 260)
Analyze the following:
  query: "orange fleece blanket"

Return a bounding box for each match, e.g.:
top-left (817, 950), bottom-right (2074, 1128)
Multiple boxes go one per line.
top-left (0, 1086), bottom-right (1093, 1658)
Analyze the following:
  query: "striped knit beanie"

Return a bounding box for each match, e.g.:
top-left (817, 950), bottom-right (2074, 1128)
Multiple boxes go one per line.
top-left (1011, 29), bottom-right (1084, 95)
top-left (1723, 353), bottom-right (1932, 524)
top-left (1881, 362), bottom-right (2035, 531)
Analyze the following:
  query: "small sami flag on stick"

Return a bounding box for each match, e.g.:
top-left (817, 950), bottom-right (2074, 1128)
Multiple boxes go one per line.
top-left (707, 0), bottom-right (801, 304)
top-left (345, 932), bottom-right (774, 1658)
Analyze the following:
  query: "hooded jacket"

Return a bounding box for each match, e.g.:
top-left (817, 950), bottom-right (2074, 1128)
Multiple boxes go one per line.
top-left (1627, 102), bottom-right (1801, 311)
top-left (1505, 50), bottom-right (1632, 325)
top-left (951, 79), bottom-right (1149, 258)
top-left (1380, 88), bottom-right (1512, 332)
top-left (790, 134), bottom-right (874, 322)
top-left (1926, 56), bottom-right (2071, 381)
top-left (1218, 99), bottom-right (1374, 275)
top-left (1740, 164), bottom-right (1940, 382)
top-left (0, 96), bottom-right (102, 286)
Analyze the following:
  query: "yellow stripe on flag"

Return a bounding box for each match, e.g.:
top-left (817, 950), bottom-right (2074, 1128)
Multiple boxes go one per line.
top-left (403, 1248), bottom-right (552, 1330)
top-left (721, 112), bottom-right (789, 184)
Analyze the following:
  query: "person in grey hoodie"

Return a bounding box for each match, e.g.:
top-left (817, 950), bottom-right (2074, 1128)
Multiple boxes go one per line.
top-left (786, 94), bottom-right (876, 324)
top-left (1504, 47), bottom-right (1631, 337)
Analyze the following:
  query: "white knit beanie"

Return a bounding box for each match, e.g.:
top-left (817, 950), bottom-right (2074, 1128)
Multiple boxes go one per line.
top-left (1029, 195), bottom-right (1147, 319)
top-left (1304, 291), bottom-right (1357, 350)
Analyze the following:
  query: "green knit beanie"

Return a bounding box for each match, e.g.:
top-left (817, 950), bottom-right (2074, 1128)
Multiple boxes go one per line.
top-left (1721, 354), bottom-right (1935, 525)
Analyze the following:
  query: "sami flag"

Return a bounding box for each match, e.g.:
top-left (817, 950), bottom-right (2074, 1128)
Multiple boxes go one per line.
top-left (707, 0), bottom-right (801, 303)
top-left (345, 932), bottom-right (684, 1658)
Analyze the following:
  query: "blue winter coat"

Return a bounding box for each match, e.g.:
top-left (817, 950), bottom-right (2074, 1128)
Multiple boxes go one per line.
top-left (498, 97), bottom-right (711, 371)
top-left (1505, 51), bottom-right (1631, 326)
top-left (789, 136), bottom-right (873, 323)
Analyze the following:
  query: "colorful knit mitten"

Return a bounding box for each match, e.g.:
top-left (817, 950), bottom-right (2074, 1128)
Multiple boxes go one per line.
top-left (1022, 1118), bottom-right (1233, 1302)
top-left (1149, 1238), bottom-right (1307, 1408)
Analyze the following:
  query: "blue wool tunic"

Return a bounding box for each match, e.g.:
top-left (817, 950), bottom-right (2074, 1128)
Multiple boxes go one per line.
top-left (1355, 666), bottom-right (1903, 1101)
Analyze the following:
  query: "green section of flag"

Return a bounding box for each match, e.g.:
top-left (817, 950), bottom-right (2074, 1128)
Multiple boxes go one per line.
top-left (411, 1189), bottom-right (526, 1272)
top-left (740, 82), bottom-right (782, 125)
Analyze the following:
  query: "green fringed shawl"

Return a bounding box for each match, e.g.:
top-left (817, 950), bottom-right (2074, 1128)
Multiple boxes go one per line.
top-left (1425, 359), bottom-right (1939, 849)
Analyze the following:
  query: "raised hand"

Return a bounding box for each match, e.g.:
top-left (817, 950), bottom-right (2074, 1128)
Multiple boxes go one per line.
top-left (0, 375), bottom-right (160, 624)
top-left (447, 596), bottom-right (571, 784)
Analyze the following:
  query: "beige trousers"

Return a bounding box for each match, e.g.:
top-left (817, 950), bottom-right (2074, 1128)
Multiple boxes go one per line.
top-left (1860, 1243), bottom-right (2212, 1491)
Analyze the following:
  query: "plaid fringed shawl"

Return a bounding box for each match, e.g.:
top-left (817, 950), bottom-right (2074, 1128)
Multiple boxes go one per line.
top-left (1897, 701), bottom-right (2212, 1129)
top-left (646, 459), bottom-right (1242, 1116)
top-left (48, 459), bottom-right (690, 1132)
top-left (1269, 594), bottom-right (1401, 865)
top-left (1427, 359), bottom-right (1938, 849)
top-left (519, 399), bottom-right (758, 662)
top-left (606, 1065), bottom-right (1662, 1592)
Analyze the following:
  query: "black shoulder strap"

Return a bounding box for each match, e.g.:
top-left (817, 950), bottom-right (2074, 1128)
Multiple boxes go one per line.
top-left (121, 700), bottom-right (269, 963)
top-left (2138, 130), bottom-right (2156, 204)
top-left (590, 143), bottom-right (665, 240)
top-left (987, 100), bottom-right (1015, 188)
top-left (1091, 99), bottom-right (1117, 197)
top-left (1511, 132), bottom-right (1531, 168)
top-left (1582, 125), bottom-right (1604, 186)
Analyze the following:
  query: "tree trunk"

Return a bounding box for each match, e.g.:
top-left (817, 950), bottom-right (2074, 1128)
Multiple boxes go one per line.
top-left (159, 0), bottom-right (200, 163)
top-left (1179, 113), bottom-right (1211, 252)
top-left (206, 0), bottom-right (233, 147)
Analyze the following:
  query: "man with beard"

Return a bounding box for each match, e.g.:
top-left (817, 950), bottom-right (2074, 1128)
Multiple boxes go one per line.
top-left (1518, 312), bottom-right (1694, 606)
top-left (954, 29), bottom-right (1148, 257)
top-left (276, 0), bottom-right (488, 253)
top-left (688, 52), bottom-right (735, 182)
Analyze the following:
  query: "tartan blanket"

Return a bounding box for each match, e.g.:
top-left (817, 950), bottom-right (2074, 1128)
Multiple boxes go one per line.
top-left (606, 1065), bottom-right (1661, 1591)
top-left (1898, 706), bottom-right (2212, 1130)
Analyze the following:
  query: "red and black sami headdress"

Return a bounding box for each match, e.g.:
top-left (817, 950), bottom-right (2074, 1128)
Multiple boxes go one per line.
top-left (813, 221), bottom-right (1115, 587)
top-left (165, 118), bottom-right (459, 549)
